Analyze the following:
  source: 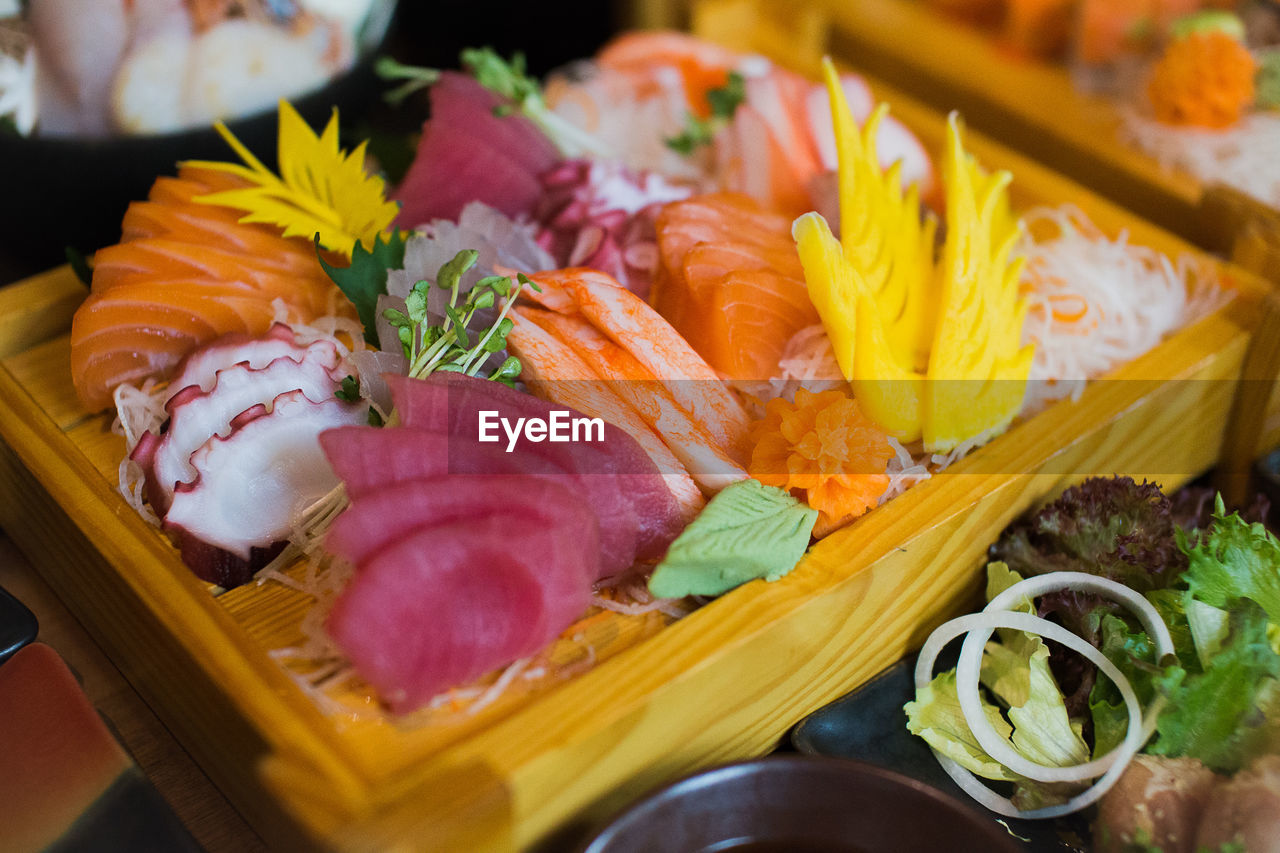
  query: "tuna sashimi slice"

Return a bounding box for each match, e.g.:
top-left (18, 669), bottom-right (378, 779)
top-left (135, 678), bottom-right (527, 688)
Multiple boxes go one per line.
top-left (381, 373), bottom-right (686, 560)
top-left (325, 474), bottom-right (601, 580)
top-left (319, 426), bottom-right (640, 577)
top-left (327, 514), bottom-right (594, 711)
top-left (392, 72), bottom-right (560, 228)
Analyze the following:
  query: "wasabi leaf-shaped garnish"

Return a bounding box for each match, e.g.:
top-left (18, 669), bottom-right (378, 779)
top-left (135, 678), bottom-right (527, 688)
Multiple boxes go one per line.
top-left (647, 479), bottom-right (817, 598)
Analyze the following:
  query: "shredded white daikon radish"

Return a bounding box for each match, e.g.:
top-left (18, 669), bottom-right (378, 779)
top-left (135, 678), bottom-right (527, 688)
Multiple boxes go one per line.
top-left (915, 572), bottom-right (1175, 819)
top-left (1123, 109), bottom-right (1280, 210)
top-left (466, 657), bottom-right (533, 716)
top-left (270, 299), bottom-right (364, 356)
top-left (111, 378), bottom-right (168, 451)
top-left (591, 575), bottom-right (692, 618)
top-left (1018, 205), bottom-right (1225, 413)
top-left (878, 436), bottom-right (932, 505)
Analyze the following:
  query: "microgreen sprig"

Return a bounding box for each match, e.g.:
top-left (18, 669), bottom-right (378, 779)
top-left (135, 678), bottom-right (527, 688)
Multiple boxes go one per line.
top-left (382, 249), bottom-right (540, 386)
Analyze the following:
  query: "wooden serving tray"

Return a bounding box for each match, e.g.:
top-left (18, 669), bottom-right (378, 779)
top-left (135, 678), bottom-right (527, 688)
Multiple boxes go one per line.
top-left (676, 0), bottom-right (1280, 276)
top-left (2, 86), bottom-right (1278, 852)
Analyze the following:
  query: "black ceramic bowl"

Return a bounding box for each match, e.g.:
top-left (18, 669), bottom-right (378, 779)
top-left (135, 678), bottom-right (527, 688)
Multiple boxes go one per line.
top-left (0, 13), bottom-right (394, 282)
top-left (578, 755), bottom-right (1023, 853)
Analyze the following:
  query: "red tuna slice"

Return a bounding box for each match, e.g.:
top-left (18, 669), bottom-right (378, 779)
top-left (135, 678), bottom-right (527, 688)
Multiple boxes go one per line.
top-left (393, 132), bottom-right (544, 229)
top-left (383, 373), bottom-right (684, 560)
top-left (326, 473), bottom-right (601, 579)
top-left (392, 71), bottom-right (561, 228)
top-left (320, 428), bottom-right (636, 577)
top-left (163, 391), bottom-right (366, 567)
top-left (327, 514), bottom-right (594, 711)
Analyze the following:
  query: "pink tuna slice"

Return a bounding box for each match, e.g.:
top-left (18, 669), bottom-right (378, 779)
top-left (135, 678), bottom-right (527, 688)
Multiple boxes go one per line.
top-left (382, 373), bottom-right (683, 560)
top-left (163, 391), bottom-right (366, 568)
top-left (327, 513), bottom-right (595, 712)
top-left (135, 348), bottom-right (351, 515)
top-left (325, 474), bottom-right (602, 580)
top-left (319, 432), bottom-right (634, 577)
top-left (392, 71), bottom-right (561, 228)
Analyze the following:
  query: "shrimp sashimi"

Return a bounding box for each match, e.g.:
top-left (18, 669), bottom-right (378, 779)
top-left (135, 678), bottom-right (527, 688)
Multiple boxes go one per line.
top-left (527, 268), bottom-right (752, 456)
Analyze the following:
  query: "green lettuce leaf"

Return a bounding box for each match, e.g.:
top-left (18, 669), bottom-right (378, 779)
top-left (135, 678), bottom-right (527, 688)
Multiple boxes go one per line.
top-left (1089, 612), bottom-right (1172, 759)
top-left (905, 670), bottom-right (1021, 781)
top-left (646, 479), bottom-right (817, 598)
top-left (1148, 601), bottom-right (1280, 773)
top-left (1181, 496), bottom-right (1280, 623)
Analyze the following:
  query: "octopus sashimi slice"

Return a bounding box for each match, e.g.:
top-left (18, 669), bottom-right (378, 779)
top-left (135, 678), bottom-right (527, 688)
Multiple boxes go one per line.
top-left (135, 347), bottom-right (350, 514)
top-left (162, 391), bottom-right (365, 569)
top-left (319, 427), bottom-right (640, 577)
top-left (165, 324), bottom-right (344, 401)
top-left (326, 514), bottom-right (596, 712)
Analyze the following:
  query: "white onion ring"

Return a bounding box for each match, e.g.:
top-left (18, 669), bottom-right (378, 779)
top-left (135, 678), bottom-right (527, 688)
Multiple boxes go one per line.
top-left (914, 572), bottom-right (1175, 819)
top-left (959, 572), bottom-right (1175, 784)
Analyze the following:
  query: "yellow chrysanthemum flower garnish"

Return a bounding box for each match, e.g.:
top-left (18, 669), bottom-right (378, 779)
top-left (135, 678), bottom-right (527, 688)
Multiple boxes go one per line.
top-left (184, 100), bottom-right (399, 258)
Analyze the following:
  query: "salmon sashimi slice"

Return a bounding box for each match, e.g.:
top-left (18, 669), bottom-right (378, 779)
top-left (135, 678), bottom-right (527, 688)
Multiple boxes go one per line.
top-left (524, 308), bottom-right (748, 493)
top-left (527, 267), bottom-right (752, 456)
top-left (651, 193), bottom-right (820, 383)
top-left (72, 163), bottom-right (353, 411)
top-left (507, 308), bottom-right (705, 520)
top-left (92, 240), bottom-right (323, 296)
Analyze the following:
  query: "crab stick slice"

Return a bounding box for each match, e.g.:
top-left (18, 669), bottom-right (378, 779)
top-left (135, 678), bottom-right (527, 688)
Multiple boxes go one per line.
top-left (525, 309), bottom-right (748, 494)
top-left (507, 309), bottom-right (704, 520)
top-left (528, 268), bottom-right (752, 456)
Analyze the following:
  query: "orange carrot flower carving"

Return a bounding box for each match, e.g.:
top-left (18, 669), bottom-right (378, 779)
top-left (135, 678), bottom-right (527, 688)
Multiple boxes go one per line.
top-left (749, 388), bottom-right (893, 525)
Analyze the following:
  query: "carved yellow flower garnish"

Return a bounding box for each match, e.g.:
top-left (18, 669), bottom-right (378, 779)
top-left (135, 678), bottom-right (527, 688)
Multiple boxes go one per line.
top-left (184, 100), bottom-right (399, 258)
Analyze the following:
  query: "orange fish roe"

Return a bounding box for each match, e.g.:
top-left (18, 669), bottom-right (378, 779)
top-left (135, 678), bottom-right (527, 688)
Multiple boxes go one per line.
top-left (1147, 31), bottom-right (1257, 128)
top-left (748, 388), bottom-right (894, 524)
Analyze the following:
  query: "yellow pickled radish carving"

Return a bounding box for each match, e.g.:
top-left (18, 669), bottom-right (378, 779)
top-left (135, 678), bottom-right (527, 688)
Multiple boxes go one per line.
top-left (923, 113), bottom-right (1033, 453)
top-left (823, 60), bottom-right (936, 375)
top-left (793, 58), bottom-right (1033, 453)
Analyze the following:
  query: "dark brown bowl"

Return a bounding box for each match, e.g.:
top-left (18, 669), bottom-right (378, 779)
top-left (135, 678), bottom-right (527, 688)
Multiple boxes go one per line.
top-left (0, 16), bottom-right (393, 283)
top-left (578, 755), bottom-right (1023, 853)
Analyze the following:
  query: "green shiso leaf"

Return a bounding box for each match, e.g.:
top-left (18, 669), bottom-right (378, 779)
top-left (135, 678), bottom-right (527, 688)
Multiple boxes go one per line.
top-left (318, 228), bottom-right (408, 346)
top-left (647, 479), bottom-right (817, 599)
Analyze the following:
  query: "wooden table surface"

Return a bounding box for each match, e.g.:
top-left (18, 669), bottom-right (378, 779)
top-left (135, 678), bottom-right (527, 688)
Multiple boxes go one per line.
top-left (0, 531), bottom-right (267, 853)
